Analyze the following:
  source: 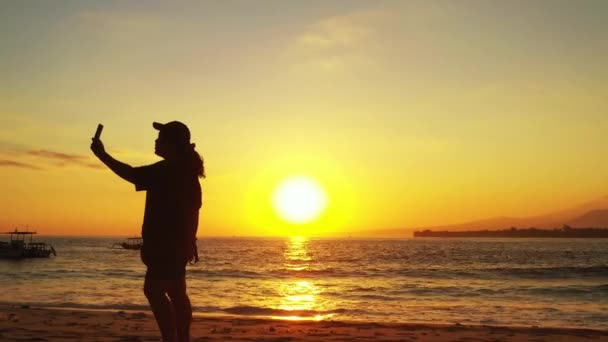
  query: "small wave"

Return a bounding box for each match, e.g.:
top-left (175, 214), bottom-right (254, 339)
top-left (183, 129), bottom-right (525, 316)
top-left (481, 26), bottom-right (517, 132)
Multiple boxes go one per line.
top-left (390, 269), bottom-right (473, 279)
top-left (100, 270), bottom-right (140, 279)
top-left (525, 284), bottom-right (608, 298)
top-left (188, 267), bottom-right (360, 279)
top-left (481, 265), bottom-right (608, 279)
top-left (379, 284), bottom-right (608, 300)
top-left (353, 294), bottom-right (397, 301)
top-left (188, 269), bottom-right (267, 279)
top-left (188, 265), bottom-right (608, 281)
top-left (322, 291), bottom-right (397, 301)
top-left (401, 286), bottom-right (488, 297)
top-left (350, 285), bottom-right (391, 293)
top-left (269, 268), bottom-right (356, 278)
top-left (0, 301), bottom-right (150, 312)
top-left (221, 305), bottom-right (357, 318)
top-left (597, 284), bottom-right (608, 292)
top-left (384, 266), bottom-right (608, 281)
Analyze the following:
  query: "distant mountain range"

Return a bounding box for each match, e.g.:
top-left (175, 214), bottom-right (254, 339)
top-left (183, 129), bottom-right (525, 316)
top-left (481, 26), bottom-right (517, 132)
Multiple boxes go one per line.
top-left (359, 196), bottom-right (608, 238)
top-left (567, 209), bottom-right (608, 228)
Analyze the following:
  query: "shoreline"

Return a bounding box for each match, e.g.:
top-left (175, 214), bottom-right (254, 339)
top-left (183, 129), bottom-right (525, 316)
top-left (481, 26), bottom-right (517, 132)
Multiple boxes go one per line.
top-left (1, 305), bottom-right (606, 341)
top-left (5, 303), bottom-right (607, 331)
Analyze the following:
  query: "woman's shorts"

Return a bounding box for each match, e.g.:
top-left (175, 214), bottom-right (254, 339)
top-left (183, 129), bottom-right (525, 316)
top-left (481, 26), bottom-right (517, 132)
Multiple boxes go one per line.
top-left (145, 261), bottom-right (186, 280)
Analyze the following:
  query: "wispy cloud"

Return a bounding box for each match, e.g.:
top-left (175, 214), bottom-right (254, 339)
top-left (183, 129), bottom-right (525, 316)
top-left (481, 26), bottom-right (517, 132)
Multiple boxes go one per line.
top-left (291, 9), bottom-right (396, 72)
top-left (0, 160), bottom-right (44, 170)
top-left (27, 149), bottom-right (87, 163)
top-left (0, 149), bottom-right (103, 170)
top-left (297, 10), bottom-right (388, 50)
top-left (26, 149), bottom-right (104, 169)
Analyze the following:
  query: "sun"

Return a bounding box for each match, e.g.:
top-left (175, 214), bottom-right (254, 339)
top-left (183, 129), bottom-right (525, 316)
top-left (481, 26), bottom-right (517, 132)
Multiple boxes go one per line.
top-left (272, 176), bottom-right (328, 224)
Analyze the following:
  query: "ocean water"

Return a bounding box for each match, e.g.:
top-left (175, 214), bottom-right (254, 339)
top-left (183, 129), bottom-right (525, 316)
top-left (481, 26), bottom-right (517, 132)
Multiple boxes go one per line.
top-left (0, 236), bottom-right (607, 329)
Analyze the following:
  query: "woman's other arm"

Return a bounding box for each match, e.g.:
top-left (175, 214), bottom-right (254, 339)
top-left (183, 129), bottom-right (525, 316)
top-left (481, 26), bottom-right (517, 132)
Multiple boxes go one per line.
top-left (91, 138), bottom-right (135, 183)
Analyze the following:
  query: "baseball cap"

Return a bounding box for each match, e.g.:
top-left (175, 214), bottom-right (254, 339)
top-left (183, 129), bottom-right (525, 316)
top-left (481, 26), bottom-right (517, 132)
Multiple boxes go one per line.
top-left (153, 121), bottom-right (191, 146)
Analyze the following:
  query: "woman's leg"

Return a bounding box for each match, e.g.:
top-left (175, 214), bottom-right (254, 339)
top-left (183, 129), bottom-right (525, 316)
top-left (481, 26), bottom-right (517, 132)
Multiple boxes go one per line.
top-left (144, 275), bottom-right (176, 342)
top-left (166, 277), bottom-right (192, 342)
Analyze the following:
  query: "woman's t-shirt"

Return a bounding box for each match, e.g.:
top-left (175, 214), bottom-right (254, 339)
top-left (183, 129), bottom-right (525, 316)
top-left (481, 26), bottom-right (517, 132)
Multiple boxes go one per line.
top-left (131, 160), bottom-right (201, 263)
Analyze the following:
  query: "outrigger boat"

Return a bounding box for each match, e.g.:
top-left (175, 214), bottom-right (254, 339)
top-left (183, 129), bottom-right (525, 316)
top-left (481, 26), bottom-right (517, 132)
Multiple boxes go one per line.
top-left (112, 237), bottom-right (143, 250)
top-left (0, 230), bottom-right (56, 259)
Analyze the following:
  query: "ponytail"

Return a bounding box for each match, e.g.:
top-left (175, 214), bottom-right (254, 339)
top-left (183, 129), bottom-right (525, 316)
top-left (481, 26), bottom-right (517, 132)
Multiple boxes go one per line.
top-left (189, 143), bottom-right (205, 178)
top-left (177, 143), bottom-right (205, 178)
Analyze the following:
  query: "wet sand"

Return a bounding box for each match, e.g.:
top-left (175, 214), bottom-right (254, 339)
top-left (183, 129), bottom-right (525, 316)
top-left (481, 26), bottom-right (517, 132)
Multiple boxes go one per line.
top-left (0, 305), bottom-right (606, 341)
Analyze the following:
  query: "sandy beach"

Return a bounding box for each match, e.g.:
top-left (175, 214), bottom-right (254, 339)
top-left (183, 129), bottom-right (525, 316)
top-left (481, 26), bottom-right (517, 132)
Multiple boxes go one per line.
top-left (0, 305), bottom-right (606, 342)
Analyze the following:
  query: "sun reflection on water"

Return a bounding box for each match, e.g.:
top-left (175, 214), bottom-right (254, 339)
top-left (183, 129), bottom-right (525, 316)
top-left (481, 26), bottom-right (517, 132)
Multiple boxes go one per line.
top-left (273, 236), bottom-right (335, 321)
top-left (283, 236), bottom-right (311, 271)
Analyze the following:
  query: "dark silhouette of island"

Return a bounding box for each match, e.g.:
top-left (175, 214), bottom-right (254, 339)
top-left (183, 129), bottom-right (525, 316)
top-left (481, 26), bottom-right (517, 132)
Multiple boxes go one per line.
top-left (414, 226), bottom-right (608, 238)
top-left (347, 198), bottom-right (608, 238)
top-left (567, 209), bottom-right (608, 228)
top-left (413, 197), bottom-right (608, 233)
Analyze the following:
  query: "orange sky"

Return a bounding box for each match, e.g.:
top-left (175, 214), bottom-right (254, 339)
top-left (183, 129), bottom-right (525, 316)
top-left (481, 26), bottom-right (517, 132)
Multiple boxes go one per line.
top-left (1, 1), bottom-right (607, 237)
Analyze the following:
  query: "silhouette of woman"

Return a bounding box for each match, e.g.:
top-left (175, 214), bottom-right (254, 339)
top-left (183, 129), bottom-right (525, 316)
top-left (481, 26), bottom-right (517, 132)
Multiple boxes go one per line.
top-left (91, 121), bottom-right (204, 342)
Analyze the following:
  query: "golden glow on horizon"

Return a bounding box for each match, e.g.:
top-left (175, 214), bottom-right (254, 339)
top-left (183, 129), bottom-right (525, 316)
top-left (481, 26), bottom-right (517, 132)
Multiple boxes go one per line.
top-left (243, 154), bottom-right (357, 237)
top-left (272, 176), bottom-right (328, 225)
top-left (2, 3), bottom-right (608, 236)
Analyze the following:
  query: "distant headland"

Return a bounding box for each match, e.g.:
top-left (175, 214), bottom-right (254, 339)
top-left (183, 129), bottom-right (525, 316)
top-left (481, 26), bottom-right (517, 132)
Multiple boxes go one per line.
top-left (413, 226), bottom-right (608, 238)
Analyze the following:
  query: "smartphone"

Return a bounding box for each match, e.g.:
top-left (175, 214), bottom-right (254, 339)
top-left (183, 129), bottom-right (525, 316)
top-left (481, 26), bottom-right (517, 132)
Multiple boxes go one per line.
top-left (94, 124), bottom-right (104, 140)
